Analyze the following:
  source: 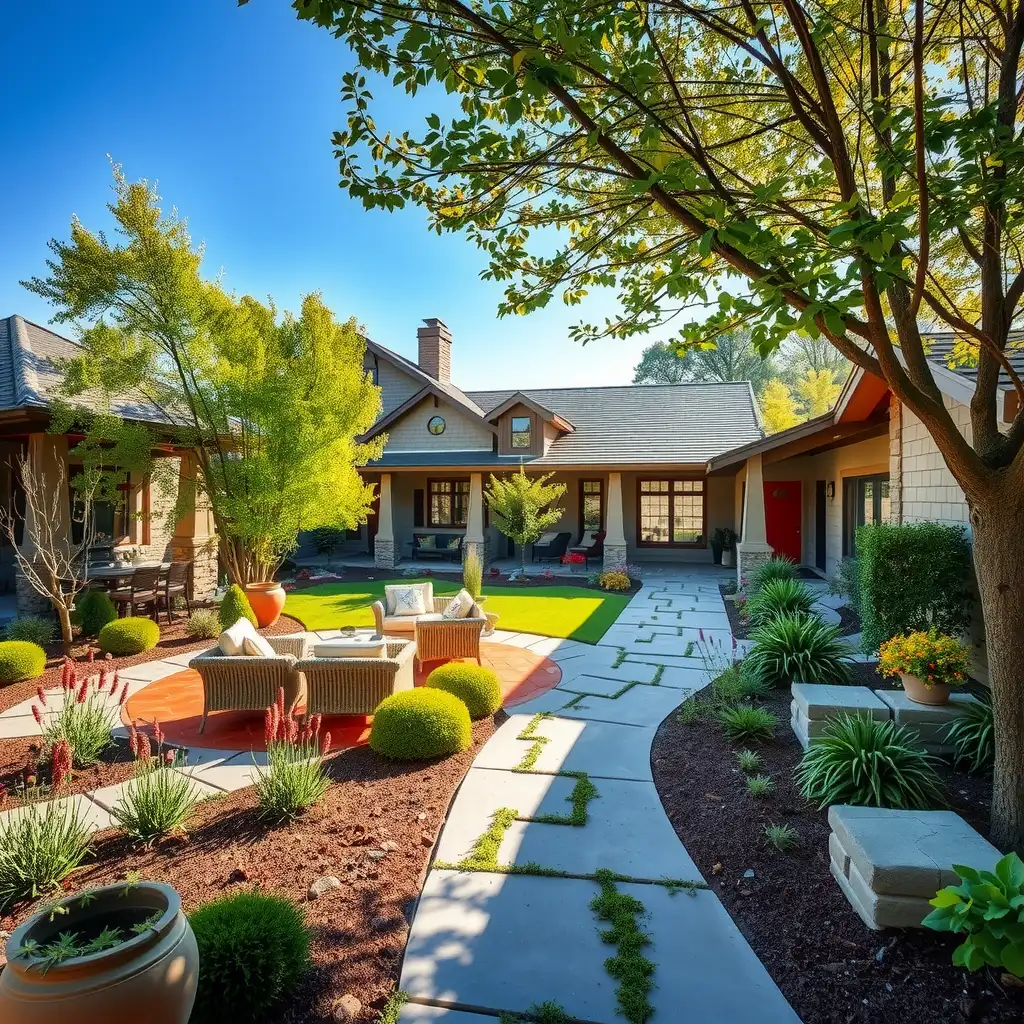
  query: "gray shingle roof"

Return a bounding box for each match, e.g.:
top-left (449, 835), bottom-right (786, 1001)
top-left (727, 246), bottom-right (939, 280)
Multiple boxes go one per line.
top-left (0, 314), bottom-right (173, 424)
top-left (467, 382), bottom-right (763, 465)
top-left (365, 338), bottom-right (485, 417)
top-left (923, 331), bottom-right (1024, 388)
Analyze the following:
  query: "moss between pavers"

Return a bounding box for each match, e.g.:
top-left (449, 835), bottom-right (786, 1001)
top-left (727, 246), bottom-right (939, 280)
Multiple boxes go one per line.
top-left (499, 1002), bottom-right (572, 1023)
top-left (514, 713), bottom-right (553, 772)
top-left (375, 989), bottom-right (407, 1023)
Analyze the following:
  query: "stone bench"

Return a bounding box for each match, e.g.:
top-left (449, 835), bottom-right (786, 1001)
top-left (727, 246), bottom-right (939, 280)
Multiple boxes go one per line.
top-left (790, 684), bottom-right (889, 750)
top-left (828, 805), bottom-right (1002, 930)
top-left (874, 690), bottom-right (982, 756)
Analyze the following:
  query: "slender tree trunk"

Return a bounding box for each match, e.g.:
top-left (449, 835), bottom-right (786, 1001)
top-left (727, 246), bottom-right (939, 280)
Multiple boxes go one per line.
top-left (970, 484), bottom-right (1024, 853)
top-left (56, 603), bottom-right (74, 654)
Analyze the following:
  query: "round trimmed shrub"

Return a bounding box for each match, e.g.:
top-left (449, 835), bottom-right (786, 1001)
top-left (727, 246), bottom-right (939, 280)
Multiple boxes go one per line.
top-left (97, 616), bottom-right (160, 656)
top-left (73, 588), bottom-right (117, 637)
top-left (189, 891), bottom-right (310, 1024)
top-left (219, 583), bottom-right (258, 630)
top-left (0, 640), bottom-right (47, 683)
top-left (370, 689), bottom-right (472, 760)
top-left (426, 663), bottom-right (502, 719)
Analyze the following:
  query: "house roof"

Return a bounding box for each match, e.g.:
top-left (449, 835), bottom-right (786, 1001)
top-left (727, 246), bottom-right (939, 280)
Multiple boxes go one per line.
top-left (365, 338), bottom-right (486, 417)
top-left (0, 314), bottom-right (174, 425)
top-left (467, 382), bottom-right (763, 465)
top-left (922, 330), bottom-right (1024, 389)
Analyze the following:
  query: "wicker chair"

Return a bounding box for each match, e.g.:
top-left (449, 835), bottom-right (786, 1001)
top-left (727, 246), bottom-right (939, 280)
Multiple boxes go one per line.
top-left (413, 615), bottom-right (487, 670)
top-left (159, 561), bottom-right (193, 623)
top-left (189, 634), bottom-right (310, 733)
top-left (372, 595), bottom-right (500, 643)
top-left (295, 639), bottom-right (416, 717)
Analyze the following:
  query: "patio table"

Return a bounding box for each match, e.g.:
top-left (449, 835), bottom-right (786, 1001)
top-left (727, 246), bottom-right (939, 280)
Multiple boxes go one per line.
top-left (83, 562), bottom-right (170, 589)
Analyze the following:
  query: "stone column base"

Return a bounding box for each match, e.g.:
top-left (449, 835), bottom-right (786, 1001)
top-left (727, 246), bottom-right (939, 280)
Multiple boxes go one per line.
top-left (735, 541), bottom-right (774, 588)
top-left (171, 536), bottom-right (219, 601)
top-left (14, 561), bottom-right (54, 617)
top-left (603, 543), bottom-right (628, 570)
top-left (462, 538), bottom-right (489, 571)
top-left (374, 538), bottom-right (397, 570)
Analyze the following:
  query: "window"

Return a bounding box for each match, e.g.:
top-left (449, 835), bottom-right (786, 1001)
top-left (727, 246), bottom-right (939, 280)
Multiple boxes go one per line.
top-left (427, 415), bottom-right (446, 435)
top-left (69, 468), bottom-right (130, 546)
top-left (842, 473), bottom-right (890, 556)
top-left (429, 479), bottom-right (470, 527)
top-left (580, 479), bottom-right (603, 534)
top-left (638, 479), bottom-right (705, 546)
top-left (510, 416), bottom-right (532, 449)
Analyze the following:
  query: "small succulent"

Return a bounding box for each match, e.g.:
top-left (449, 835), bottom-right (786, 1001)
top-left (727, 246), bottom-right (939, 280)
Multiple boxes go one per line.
top-left (735, 749), bottom-right (764, 774)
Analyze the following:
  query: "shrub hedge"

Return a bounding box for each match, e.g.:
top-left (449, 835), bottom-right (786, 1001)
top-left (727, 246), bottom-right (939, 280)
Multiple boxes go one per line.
top-left (426, 663), bottom-right (502, 719)
top-left (856, 522), bottom-right (973, 652)
top-left (219, 584), bottom-right (258, 630)
top-left (3, 615), bottom-right (55, 646)
top-left (73, 589), bottom-right (117, 637)
top-left (370, 689), bottom-right (472, 760)
top-left (0, 640), bottom-right (47, 683)
top-left (97, 616), bottom-right (160, 656)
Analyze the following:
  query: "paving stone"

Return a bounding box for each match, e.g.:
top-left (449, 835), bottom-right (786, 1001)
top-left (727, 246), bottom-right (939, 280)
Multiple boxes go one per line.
top-left (677, 611), bottom-right (731, 630)
top-left (523, 636), bottom-right (572, 657)
top-left (160, 649), bottom-right (211, 667)
top-left (557, 684), bottom-right (685, 728)
top-left (504, 689), bottom-right (578, 716)
top-left (874, 689), bottom-right (981, 751)
top-left (617, 636), bottom-right (706, 658)
top-left (626, 883), bottom-right (802, 1023)
top-left (622, 651), bottom-right (706, 669)
top-left (0, 713), bottom-right (44, 738)
top-left (398, 1007), bottom-right (495, 1023)
top-left (173, 746), bottom-right (243, 767)
top-left (176, 756), bottom-right (262, 793)
top-left (0, 793), bottom-right (113, 834)
top-left (656, 665), bottom-right (709, 690)
top-left (472, 715), bottom-right (655, 781)
top-left (401, 871), bottom-right (620, 1021)
top-left (116, 660), bottom-right (186, 683)
top-left (435, 768), bottom-right (701, 881)
top-left (557, 674), bottom-right (641, 697)
top-left (557, 657), bottom-right (661, 686)
top-left (812, 603), bottom-right (842, 625)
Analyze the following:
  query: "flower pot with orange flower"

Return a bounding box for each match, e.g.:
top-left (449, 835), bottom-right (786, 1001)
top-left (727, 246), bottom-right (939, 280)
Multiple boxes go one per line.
top-left (878, 628), bottom-right (970, 706)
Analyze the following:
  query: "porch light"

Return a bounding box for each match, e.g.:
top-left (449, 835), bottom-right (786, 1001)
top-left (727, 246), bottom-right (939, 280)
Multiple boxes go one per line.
top-left (826, 481), bottom-right (836, 499)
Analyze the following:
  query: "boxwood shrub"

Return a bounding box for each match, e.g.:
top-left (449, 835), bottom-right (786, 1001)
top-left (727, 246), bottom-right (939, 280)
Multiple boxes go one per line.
top-left (370, 689), bottom-right (472, 760)
top-left (0, 640), bottom-right (47, 683)
top-left (219, 584), bottom-right (258, 630)
top-left (73, 589), bottom-right (117, 637)
top-left (857, 521), bottom-right (973, 652)
top-left (426, 663), bottom-right (502, 718)
top-left (97, 616), bottom-right (160, 656)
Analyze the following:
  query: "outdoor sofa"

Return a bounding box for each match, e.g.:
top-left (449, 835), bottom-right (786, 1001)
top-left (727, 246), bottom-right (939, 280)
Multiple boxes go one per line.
top-left (410, 533), bottom-right (463, 561)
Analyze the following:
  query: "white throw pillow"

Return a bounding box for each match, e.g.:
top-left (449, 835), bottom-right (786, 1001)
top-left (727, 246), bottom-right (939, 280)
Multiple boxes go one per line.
top-left (219, 617), bottom-right (260, 657)
top-left (242, 631), bottom-right (278, 658)
top-left (385, 583), bottom-right (429, 616)
top-left (536, 532), bottom-right (558, 546)
top-left (442, 588), bottom-right (476, 620)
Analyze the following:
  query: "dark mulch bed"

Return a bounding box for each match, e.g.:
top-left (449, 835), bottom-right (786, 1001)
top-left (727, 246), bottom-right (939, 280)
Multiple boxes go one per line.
top-left (0, 612), bottom-right (306, 716)
top-left (720, 586), bottom-right (751, 639)
top-left (838, 604), bottom-right (862, 636)
top-left (651, 688), bottom-right (1020, 1024)
top-left (1, 715), bottom-right (500, 1023)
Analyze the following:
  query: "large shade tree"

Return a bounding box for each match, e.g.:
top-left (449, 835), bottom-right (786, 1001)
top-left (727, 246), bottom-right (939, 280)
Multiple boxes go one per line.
top-left (26, 171), bottom-right (384, 583)
top-left (280, 0), bottom-right (1024, 850)
top-left (633, 329), bottom-right (777, 389)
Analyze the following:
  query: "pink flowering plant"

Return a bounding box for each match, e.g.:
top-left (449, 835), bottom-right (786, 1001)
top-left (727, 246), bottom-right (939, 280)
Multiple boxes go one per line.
top-left (35, 658), bottom-right (124, 769)
top-left (695, 627), bottom-right (740, 679)
top-left (254, 688), bottom-right (332, 820)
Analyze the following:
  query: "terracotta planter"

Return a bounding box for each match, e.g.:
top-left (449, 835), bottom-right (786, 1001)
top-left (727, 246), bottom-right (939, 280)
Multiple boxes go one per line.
top-left (0, 882), bottom-right (198, 1024)
top-left (900, 672), bottom-right (951, 706)
top-left (244, 581), bottom-right (287, 627)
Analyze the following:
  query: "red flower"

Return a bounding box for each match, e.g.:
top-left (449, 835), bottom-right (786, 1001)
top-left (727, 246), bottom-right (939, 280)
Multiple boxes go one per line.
top-left (128, 722), bottom-right (140, 758)
top-left (31, 704), bottom-right (43, 726)
top-left (153, 720), bottom-right (165, 749)
top-left (309, 714), bottom-right (322, 737)
top-left (36, 685), bottom-right (47, 707)
top-left (321, 731), bottom-right (332, 756)
top-left (76, 678), bottom-right (89, 704)
top-left (136, 732), bottom-right (152, 763)
top-left (51, 739), bottom-right (72, 789)
top-left (264, 706), bottom-right (278, 745)
top-left (86, 648), bottom-right (95, 663)
top-left (118, 681), bottom-right (130, 706)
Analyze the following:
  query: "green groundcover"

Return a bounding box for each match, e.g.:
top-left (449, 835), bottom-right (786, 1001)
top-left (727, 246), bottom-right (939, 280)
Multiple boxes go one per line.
top-left (283, 578), bottom-right (629, 645)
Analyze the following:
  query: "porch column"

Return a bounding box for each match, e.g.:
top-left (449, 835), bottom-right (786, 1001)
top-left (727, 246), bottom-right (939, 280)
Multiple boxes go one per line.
top-left (603, 471), bottom-right (628, 569)
top-left (736, 453), bottom-right (773, 585)
top-left (171, 452), bottom-right (219, 599)
top-left (15, 434), bottom-right (72, 616)
top-left (463, 472), bottom-right (488, 569)
top-left (374, 472), bottom-right (397, 569)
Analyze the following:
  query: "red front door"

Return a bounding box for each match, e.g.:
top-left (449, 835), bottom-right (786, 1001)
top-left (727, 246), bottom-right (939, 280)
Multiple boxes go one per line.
top-left (763, 481), bottom-right (802, 563)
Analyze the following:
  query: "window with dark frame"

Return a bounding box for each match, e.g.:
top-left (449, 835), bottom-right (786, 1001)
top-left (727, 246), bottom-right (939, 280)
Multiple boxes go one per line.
top-left (428, 479), bottom-right (470, 527)
top-left (510, 415), bottom-right (532, 449)
top-left (637, 478), bottom-right (706, 546)
top-left (842, 473), bottom-right (891, 556)
top-left (580, 479), bottom-right (603, 534)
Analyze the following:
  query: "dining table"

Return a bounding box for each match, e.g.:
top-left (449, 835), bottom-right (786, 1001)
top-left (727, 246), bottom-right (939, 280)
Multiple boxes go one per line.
top-left (83, 562), bottom-right (170, 586)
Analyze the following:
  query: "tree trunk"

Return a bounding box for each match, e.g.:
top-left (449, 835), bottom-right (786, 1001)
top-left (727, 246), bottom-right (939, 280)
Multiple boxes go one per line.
top-left (970, 485), bottom-right (1024, 853)
top-left (56, 602), bottom-right (74, 654)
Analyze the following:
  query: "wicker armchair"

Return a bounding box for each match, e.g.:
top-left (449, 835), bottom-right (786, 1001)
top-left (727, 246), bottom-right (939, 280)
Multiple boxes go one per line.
top-left (414, 614), bottom-right (486, 670)
top-left (189, 634), bottom-right (310, 733)
top-left (295, 639), bottom-right (416, 717)
top-left (372, 595), bottom-right (451, 635)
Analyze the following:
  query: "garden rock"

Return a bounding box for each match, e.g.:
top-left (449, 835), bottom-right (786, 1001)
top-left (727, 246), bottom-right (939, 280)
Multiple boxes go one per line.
top-left (332, 994), bottom-right (362, 1020)
top-left (873, 690), bottom-right (982, 755)
top-left (309, 874), bottom-right (343, 900)
top-left (828, 805), bottom-right (1001, 930)
top-left (790, 683), bottom-right (890, 749)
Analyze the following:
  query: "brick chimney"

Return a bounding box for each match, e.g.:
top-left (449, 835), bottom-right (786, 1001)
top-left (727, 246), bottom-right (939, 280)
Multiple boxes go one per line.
top-left (417, 317), bottom-right (452, 384)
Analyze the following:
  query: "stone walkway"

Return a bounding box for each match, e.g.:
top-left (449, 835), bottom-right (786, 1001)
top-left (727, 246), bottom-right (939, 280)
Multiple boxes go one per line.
top-left (398, 570), bottom-right (801, 1023)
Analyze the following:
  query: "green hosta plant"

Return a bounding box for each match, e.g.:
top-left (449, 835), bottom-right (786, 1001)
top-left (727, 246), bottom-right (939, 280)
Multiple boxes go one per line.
top-left (747, 578), bottom-right (815, 626)
top-left (945, 692), bottom-right (994, 775)
top-left (716, 705), bottom-right (777, 744)
top-left (744, 615), bottom-right (854, 688)
top-left (796, 713), bottom-right (945, 810)
top-left (922, 853), bottom-right (1024, 977)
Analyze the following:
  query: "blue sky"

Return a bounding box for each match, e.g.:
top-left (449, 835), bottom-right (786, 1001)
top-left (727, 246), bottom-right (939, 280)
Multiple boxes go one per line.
top-left (0, 0), bottom-right (656, 389)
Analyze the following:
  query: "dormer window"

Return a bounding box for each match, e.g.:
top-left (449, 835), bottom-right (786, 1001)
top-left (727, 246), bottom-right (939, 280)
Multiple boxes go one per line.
top-left (511, 416), bottom-right (531, 449)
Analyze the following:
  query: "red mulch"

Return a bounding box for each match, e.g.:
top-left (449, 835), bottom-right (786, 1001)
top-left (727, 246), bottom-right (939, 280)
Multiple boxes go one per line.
top-left (1, 715), bottom-right (499, 1023)
top-left (652, 688), bottom-right (1021, 1024)
top-left (0, 612), bottom-right (306, 716)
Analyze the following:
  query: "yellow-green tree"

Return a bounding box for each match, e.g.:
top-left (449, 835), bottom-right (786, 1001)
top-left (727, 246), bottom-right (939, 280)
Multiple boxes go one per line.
top-left (795, 369), bottom-right (842, 418)
top-left (760, 380), bottom-right (801, 435)
top-left (485, 468), bottom-right (566, 572)
top-left (25, 170), bottom-right (384, 583)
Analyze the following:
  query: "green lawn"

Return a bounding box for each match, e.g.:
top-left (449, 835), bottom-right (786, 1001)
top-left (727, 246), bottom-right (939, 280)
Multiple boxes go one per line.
top-left (283, 578), bottom-right (630, 644)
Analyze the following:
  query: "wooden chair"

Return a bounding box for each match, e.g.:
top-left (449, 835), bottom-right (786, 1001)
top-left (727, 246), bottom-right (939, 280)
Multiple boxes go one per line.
top-left (160, 561), bottom-right (193, 622)
top-left (109, 566), bottom-right (163, 620)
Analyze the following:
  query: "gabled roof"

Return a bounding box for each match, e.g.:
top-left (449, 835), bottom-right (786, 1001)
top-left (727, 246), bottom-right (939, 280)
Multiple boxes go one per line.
top-left (360, 381), bottom-right (497, 442)
top-left (0, 315), bottom-right (173, 425)
top-left (483, 391), bottom-right (575, 432)
top-left (365, 338), bottom-right (485, 417)
top-left (922, 330), bottom-right (1024, 390)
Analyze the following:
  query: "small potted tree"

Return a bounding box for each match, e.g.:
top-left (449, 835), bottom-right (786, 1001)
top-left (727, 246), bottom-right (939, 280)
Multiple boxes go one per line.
top-left (712, 527), bottom-right (738, 567)
top-left (484, 467), bottom-right (566, 578)
top-left (879, 628), bottom-right (970, 705)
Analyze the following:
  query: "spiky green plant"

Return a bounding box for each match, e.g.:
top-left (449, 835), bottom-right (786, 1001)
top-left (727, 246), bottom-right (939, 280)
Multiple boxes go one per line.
top-left (744, 614), bottom-right (854, 688)
top-left (944, 691), bottom-right (994, 775)
top-left (676, 697), bottom-right (702, 725)
top-left (110, 757), bottom-right (202, 845)
top-left (747, 555), bottom-right (797, 593)
top-left (763, 822), bottom-right (800, 852)
top-left (796, 713), bottom-right (945, 810)
top-left (735, 748), bottom-right (764, 773)
top-left (748, 578), bottom-right (815, 625)
top-left (746, 774), bottom-right (774, 798)
top-left (716, 705), bottom-right (777, 744)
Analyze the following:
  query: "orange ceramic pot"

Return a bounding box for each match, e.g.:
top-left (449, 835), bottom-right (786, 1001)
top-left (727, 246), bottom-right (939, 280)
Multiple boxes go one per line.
top-left (900, 672), bottom-right (951, 706)
top-left (244, 581), bottom-right (287, 627)
top-left (0, 882), bottom-right (198, 1024)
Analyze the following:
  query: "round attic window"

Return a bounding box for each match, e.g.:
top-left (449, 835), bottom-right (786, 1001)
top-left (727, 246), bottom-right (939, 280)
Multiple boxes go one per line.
top-left (427, 415), bottom-right (446, 435)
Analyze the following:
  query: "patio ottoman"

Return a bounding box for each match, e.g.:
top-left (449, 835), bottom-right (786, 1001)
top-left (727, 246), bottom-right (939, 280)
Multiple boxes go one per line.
top-left (828, 805), bottom-right (1001, 930)
top-left (790, 683), bottom-right (890, 749)
top-left (313, 639), bottom-right (386, 659)
top-left (873, 690), bottom-right (983, 755)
